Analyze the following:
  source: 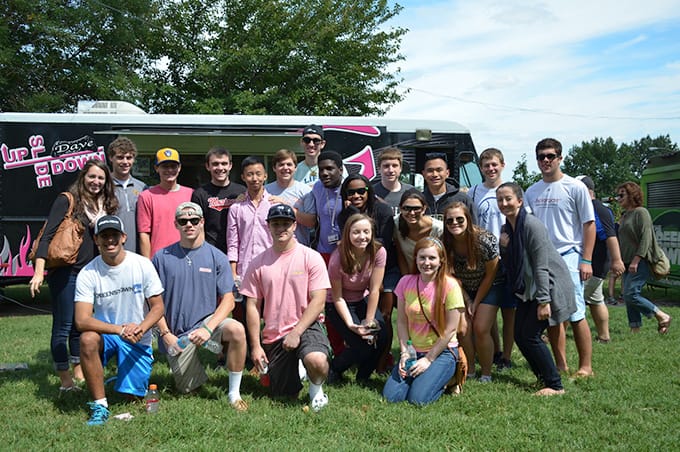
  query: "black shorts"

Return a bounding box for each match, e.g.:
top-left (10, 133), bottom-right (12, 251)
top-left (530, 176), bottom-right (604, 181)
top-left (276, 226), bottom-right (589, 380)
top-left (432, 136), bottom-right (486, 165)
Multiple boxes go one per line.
top-left (263, 322), bottom-right (331, 397)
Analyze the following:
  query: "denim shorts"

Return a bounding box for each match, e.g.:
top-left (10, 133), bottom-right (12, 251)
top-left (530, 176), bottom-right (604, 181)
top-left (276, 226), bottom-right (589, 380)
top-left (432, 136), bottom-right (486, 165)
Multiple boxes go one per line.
top-left (479, 283), bottom-right (517, 309)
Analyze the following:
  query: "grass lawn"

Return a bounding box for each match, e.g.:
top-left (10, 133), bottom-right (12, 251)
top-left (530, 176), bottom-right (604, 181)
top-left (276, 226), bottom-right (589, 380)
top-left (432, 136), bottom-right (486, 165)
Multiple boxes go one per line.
top-left (1, 285), bottom-right (679, 450)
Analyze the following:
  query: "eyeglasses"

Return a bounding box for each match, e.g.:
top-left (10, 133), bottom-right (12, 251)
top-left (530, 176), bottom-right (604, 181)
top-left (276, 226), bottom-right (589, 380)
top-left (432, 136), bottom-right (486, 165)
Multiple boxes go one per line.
top-left (346, 187), bottom-right (368, 196)
top-left (302, 137), bottom-right (324, 145)
top-left (445, 216), bottom-right (466, 226)
top-left (536, 153), bottom-right (558, 161)
top-left (401, 205), bottom-right (423, 213)
top-left (424, 152), bottom-right (447, 163)
top-left (177, 217), bottom-right (201, 226)
top-left (615, 193), bottom-right (625, 199)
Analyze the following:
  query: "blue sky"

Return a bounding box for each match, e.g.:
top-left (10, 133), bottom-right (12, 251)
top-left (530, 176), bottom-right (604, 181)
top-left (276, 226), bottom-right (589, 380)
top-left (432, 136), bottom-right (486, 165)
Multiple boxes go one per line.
top-left (384, 0), bottom-right (680, 173)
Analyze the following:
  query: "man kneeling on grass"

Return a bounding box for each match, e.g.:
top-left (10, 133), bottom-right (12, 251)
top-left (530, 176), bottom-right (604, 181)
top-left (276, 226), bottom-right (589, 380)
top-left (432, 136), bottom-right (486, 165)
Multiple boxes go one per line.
top-left (153, 202), bottom-right (248, 411)
top-left (241, 204), bottom-right (331, 411)
top-left (75, 216), bottom-right (165, 426)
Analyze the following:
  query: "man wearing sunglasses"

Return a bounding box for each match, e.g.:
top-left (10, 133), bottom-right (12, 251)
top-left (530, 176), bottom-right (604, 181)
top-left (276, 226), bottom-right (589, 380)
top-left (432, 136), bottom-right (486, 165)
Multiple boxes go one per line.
top-left (421, 152), bottom-right (478, 222)
top-left (153, 202), bottom-right (248, 410)
top-left (525, 138), bottom-right (596, 378)
top-left (294, 125), bottom-right (327, 187)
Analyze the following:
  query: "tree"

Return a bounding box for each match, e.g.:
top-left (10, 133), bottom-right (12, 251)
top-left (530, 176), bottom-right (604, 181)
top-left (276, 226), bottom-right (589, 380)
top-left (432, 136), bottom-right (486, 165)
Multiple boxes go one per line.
top-left (563, 135), bottom-right (678, 197)
top-left (0, 0), bottom-right (159, 112)
top-left (511, 153), bottom-right (541, 191)
top-left (142, 0), bottom-right (407, 115)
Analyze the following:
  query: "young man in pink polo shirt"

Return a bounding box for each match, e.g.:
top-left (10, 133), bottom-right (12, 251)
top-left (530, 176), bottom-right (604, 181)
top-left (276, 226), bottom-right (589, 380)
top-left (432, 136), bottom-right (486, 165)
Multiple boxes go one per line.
top-left (241, 204), bottom-right (331, 412)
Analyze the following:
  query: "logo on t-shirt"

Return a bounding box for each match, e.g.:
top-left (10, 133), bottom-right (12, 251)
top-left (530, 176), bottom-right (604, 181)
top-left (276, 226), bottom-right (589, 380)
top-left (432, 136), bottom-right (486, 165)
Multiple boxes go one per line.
top-left (133, 284), bottom-right (142, 294)
top-left (207, 196), bottom-right (237, 211)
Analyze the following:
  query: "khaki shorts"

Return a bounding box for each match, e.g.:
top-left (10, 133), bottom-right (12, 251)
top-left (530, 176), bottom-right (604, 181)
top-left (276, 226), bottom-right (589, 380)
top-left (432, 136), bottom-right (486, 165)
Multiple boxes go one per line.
top-left (584, 276), bottom-right (605, 306)
top-left (168, 317), bottom-right (238, 393)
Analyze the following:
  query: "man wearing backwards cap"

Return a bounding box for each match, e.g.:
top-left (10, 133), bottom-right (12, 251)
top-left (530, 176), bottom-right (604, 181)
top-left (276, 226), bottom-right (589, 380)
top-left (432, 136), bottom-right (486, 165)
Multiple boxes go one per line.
top-left (153, 202), bottom-right (248, 410)
top-left (295, 125), bottom-right (327, 187)
top-left (74, 215), bottom-right (165, 426)
top-left (137, 147), bottom-right (193, 259)
top-left (576, 176), bottom-right (625, 344)
top-left (241, 204), bottom-right (332, 412)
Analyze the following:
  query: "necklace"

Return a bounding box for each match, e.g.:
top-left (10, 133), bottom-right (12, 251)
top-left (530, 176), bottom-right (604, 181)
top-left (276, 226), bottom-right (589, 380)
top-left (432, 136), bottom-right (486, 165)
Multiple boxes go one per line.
top-left (179, 246), bottom-right (192, 266)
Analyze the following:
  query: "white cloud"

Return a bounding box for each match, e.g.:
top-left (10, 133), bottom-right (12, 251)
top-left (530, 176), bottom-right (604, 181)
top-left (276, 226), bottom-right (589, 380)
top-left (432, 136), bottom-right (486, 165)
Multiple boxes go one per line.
top-left (386, 0), bottom-right (680, 172)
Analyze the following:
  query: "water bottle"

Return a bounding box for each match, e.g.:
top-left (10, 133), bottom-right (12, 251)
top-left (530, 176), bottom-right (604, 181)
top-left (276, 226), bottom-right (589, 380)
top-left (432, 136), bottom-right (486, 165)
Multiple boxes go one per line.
top-left (259, 358), bottom-right (270, 387)
top-left (145, 384), bottom-right (160, 413)
top-left (233, 277), bottom-right (243, 302)
top-left (170, 335), bottom-right (223, 355)
top-left (404, 340), bottom-right (417, 372)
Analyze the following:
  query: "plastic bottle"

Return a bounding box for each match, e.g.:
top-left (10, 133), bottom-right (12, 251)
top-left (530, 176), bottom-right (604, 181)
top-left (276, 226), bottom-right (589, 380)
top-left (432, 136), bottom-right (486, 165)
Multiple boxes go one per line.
top-left (145, 384), bottom-right (160, 413)
top-left (173, 334), bottom-right (223, 355)
top-left (259, 358), bottom-right (270, 387)
top-left (404, 340), bottom-right (417, 372)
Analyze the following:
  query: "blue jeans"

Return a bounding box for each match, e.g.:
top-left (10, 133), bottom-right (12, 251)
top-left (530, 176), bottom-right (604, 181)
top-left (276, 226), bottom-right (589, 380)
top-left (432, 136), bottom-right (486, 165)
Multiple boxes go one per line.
top-left (382, 348), bottom-right (457, 405)
top-left (622, 260), bottom-right (658, 328)
top-left (514, 299), bottom-right (562, 390)
top-left (326, 300), bottom-right (387, 381)
top-left (46, 267), bottom-right (81, 371)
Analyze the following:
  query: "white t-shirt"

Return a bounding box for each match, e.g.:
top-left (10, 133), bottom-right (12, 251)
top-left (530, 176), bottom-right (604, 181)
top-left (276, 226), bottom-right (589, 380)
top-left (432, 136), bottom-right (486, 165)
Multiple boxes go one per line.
top-left (75, 252), bottom-right (164, 347)
top-left (524, 175), bottom-right (595, 254)
top-left (469, 183), bottom-right (504, 239)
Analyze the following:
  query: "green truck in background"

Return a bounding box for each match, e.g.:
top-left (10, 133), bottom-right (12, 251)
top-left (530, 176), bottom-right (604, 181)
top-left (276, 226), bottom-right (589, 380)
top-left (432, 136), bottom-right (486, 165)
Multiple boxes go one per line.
top-left (641, 151), bottom-right (680, 288)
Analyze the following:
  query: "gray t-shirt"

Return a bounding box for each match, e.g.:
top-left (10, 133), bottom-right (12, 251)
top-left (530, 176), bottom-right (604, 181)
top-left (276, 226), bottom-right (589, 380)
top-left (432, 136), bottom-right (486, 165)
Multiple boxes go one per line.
top-left (265, 180), bottom-right (312, 245)
top-left (373, 181), bottom-right (415, 216)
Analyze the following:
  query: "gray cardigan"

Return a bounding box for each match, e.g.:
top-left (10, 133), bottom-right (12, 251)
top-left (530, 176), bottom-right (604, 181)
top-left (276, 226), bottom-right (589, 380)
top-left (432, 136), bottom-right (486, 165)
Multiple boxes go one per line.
top-left (519, 214), bottom-right (577, 324)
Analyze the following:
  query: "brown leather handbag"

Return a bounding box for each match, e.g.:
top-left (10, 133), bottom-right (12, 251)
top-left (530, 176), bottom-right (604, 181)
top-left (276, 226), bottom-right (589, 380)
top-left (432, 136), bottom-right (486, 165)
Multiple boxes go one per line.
top-left (29, 192), bottom-right (84, 269)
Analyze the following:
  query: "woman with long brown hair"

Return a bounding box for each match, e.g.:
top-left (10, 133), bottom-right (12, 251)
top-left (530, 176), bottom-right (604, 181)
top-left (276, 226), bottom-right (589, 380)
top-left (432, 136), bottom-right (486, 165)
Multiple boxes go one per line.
top-left (442, 201), bottom-right (505, 383)
top-left (326, 213), bottom-right (388, 384)
top-left (29, 159), bottom-right (119, 392)
top-left (616, 182), bottom-right (672, 333)
top-left (383, 237), bottom-right (464, 405)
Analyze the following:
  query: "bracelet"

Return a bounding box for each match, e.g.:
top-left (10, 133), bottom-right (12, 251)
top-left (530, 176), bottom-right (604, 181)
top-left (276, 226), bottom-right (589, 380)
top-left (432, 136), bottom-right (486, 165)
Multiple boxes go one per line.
top-left (580, 258), bottom-right (592, 265)
top-left (159, 329), bottom-right (171, 338)
top-left (120, 325), bottom-right (126, 336)
top-left (202, 325), bottom-right (213, 335)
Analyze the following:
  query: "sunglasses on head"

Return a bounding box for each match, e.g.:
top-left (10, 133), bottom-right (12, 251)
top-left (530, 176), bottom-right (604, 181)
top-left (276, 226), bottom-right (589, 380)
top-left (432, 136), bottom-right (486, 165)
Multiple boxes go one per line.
top-left (302, 137), bottom-right (324, 145)
top-left (177, 217), bottom-right (201, 226)
top-left (445, 216), bottom-right (466, 226)
top-left (536, 153), bottom-right (558, 162)
top-left (401, 205), bottom-right (423, 213)
top-left (615, 193), bottom-right (625, 199)
top-left (346, 187), bottom-right (368, 196)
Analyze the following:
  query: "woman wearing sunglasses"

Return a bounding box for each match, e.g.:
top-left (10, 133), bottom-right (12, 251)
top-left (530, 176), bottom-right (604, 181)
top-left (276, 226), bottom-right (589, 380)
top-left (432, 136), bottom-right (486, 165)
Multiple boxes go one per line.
top-left (615, 182), bottom-right (672, 334)
top-left (326, 213), bottom-right (388, 384)
top-left (394, 189), bottom-right (444, 276)
top-left (442, 202), bottom-right (503, 382)
top-left (337, 174), bottom-right (397, 372)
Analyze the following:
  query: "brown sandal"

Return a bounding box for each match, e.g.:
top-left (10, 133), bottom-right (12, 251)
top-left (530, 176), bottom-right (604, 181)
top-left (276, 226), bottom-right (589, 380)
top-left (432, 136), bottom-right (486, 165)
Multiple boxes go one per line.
top-left (658, 316), bottom-right (672, 334)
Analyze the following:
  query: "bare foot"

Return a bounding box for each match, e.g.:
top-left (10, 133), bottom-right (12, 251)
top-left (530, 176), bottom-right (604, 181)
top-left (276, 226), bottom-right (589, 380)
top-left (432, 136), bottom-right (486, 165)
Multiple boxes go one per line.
top-left (534, 387), bottom-right (565, 396)
top-left (575, 368), bottom-right (594, 378)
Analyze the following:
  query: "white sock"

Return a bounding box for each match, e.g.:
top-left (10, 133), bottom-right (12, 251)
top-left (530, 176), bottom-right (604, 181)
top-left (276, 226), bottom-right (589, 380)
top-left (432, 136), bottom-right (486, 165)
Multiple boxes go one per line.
top-left (228, 371), bottom-right (243, 403)
top-left (309, 381), bottom-right (323, 400)
top-left (94, 398), bottom-right (108, 408)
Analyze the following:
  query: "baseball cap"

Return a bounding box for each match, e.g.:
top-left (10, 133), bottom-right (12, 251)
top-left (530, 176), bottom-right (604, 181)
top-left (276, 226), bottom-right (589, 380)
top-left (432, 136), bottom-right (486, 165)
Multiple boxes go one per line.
top-left (267, 204), bottom-right (296, 222)
top-left (155, 147), bottom-right (181, 165)
top-left (576, 175), bottom-right (595, 191)
top-left (95, 215), bottom-right (125, 235)
top-left (302, 125), bottom-right (324, 139)
top-left (175, 202), bottom-right (203, 218)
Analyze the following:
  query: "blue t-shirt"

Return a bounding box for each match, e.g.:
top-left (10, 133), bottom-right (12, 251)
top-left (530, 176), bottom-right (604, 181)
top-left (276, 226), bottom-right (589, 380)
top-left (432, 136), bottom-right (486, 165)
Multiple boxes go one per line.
top-left (152, 241), bottom-right (234, 338)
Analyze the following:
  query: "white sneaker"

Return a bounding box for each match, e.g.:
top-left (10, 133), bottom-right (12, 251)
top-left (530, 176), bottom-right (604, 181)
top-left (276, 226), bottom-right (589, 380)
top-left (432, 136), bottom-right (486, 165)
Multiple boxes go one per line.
top-left (311, 393), bottom-right (328, 412)
top-left (298, 359), bottom-right (307, 382)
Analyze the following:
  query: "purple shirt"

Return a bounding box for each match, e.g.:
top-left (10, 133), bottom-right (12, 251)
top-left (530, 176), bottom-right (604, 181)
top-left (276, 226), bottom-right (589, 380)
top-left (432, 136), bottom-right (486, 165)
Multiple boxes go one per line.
top-left (226, 190), bottom-right (274, 276)
top-left (299, 181), bottom-right (342, 254)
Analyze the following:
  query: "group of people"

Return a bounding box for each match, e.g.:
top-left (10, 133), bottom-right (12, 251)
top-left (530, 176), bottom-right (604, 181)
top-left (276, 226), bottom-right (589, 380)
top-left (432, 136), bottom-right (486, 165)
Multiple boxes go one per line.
top-left (28, 128), bottom-right (672, 425)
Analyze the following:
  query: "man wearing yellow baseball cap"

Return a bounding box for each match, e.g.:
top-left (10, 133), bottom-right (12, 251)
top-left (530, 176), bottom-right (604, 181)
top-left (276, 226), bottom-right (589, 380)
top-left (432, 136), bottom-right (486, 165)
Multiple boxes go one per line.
top-left (137, 147), bottom-right (193, 258)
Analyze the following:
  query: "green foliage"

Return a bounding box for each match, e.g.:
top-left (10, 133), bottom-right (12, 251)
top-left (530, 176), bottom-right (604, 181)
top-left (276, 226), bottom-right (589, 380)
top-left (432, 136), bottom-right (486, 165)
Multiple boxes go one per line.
top-left (2, 285), bottom-right (679, 449)
top-left (562, 135), bottom-right (678, 198)
top-left (511, 153), bottom-right (541, 191)
top-left (1, 0), bottom-right (406, 115)
top-left (0, 0), bottom-right (159, 112)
